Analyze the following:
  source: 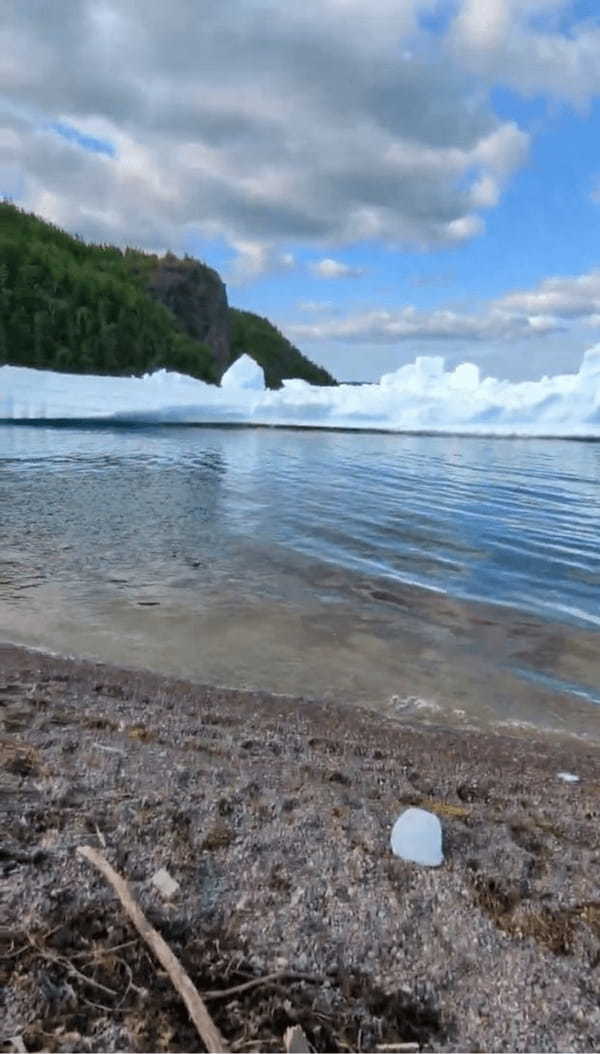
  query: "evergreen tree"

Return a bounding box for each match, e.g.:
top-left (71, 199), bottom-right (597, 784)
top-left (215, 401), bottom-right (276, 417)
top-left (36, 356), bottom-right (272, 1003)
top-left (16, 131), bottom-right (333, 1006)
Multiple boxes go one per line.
top-left (0, 201), bottom-right (337, 388)
top-left (0, 201), bottom-right (216, 382)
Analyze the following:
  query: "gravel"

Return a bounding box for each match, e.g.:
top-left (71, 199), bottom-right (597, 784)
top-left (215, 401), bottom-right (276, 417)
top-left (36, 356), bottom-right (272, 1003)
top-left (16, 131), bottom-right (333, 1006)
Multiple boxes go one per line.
top-left (1, 642), bottom-right (600, 1053)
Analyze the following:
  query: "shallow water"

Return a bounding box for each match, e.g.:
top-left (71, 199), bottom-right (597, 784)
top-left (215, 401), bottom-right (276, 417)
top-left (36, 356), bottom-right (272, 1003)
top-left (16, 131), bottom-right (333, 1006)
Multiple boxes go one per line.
top-left (1, 424), bottom-right (599, 739)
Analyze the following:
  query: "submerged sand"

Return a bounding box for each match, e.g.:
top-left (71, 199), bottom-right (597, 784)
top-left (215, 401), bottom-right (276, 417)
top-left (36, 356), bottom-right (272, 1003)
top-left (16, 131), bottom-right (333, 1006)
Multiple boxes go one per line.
top-left (1, 642), bottom-right (600, 1053)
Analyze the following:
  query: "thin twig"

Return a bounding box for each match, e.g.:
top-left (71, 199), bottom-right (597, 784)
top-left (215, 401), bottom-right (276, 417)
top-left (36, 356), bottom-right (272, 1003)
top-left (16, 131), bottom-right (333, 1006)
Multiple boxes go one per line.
top-left (375, 1045), bottom-right (420, 1053)
top-left (94, 823), bottom-right (106, 848)
top-left (79, 992), bottom-right (122, 1014)
top-left (27, 935), bottom-right (117, 997)
top-left (202, 970), bottom-right (323, 1002)
top-left (229, 1042), bottom-right (266, 1053)
top-left (72, 938), bottom-right (138, 960)
top-left (0, 942), bottom-right (30, 962)
top-left (0, 923), bottom-right (63, 960)
top-left (77, 844), bottom-right (228, 1053)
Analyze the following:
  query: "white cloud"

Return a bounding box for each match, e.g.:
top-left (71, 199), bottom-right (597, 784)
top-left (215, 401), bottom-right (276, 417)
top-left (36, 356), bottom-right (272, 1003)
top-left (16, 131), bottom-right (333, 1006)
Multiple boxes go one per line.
top-left (309, 258), bottom-right (364, 279)
top-left (227, 240), bottom-right (296, 285)
top-left (0, 0), bottom-right (530, 270)
top-left (445, 215), bottom-right (485, 241)
top-left (447, 0), bottom-right (600, 103)
top-left (470, 174), bottom-right (499, 208)
top-left (497, 271), bottom-right (600, 318)
top-left (287, 306), bottom-right (556, 343)
top-left (297, 299), bottom-right (336, 312)
top-left (452, 0), bottom-right (512, 52)
top-left (287, 267), bottom-right (600, 344)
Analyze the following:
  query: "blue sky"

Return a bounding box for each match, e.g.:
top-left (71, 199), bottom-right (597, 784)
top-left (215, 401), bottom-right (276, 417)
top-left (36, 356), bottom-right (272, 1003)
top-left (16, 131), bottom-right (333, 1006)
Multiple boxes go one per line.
top-left (3, 0), bottom-right (600, 381)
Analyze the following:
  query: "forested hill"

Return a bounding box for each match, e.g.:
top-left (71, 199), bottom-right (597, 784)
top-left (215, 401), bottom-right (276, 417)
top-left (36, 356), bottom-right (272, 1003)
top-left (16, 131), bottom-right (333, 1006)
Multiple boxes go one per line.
top-left (230, 308), bottom-right (334, 389)
top-left (0, 202), bottom-right (336, 389)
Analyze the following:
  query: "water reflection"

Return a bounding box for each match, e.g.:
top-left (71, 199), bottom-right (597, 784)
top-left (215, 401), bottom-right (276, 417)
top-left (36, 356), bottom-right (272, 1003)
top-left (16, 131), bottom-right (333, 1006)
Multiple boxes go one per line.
top-left (1, 424), bottom-right (599, 739)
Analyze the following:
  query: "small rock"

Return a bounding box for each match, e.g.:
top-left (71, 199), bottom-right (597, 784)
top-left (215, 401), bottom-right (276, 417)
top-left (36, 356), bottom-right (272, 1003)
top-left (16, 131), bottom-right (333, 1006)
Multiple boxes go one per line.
top-left (8, 1037), bottom-right (27, 1054)
top-left (284, 1025), bottom-right (311, 1053)
top-left (151, 867), bottom-right (180, 899)
top-left (390, 807), bottom-right (443, 867)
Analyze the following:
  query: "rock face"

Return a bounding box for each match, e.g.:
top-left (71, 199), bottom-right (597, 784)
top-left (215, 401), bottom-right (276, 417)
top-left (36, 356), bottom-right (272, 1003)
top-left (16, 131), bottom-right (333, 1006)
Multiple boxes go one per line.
top-left (147, 254), bottom-right (231, 374)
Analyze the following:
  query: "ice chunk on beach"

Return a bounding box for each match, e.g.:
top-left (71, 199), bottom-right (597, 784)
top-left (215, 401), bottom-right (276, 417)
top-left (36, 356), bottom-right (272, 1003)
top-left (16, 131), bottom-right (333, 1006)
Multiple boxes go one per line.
top-left (390, 807), bottom-right (443, 866)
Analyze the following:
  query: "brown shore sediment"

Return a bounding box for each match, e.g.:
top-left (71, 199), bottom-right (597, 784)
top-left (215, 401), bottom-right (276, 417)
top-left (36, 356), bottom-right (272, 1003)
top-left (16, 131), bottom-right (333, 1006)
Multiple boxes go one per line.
top-left (1, 641), bottom-right (600, 1053)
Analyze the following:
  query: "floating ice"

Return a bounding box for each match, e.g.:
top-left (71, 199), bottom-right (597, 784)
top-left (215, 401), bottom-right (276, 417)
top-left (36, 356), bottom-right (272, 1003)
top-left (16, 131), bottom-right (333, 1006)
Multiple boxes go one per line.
top-left (390, 807), bottom-right (443, 867)
top-left (220, 353), bottom-right (265, 390)
top-left (557, 771), bottom-right (580, 783)
top-left (3, 346), bottom-right (600, 436)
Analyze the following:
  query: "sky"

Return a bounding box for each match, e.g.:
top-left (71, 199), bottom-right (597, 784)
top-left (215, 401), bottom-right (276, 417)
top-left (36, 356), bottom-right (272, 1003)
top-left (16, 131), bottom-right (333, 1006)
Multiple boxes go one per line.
top-left (2, 1), bottom-right (600, 382)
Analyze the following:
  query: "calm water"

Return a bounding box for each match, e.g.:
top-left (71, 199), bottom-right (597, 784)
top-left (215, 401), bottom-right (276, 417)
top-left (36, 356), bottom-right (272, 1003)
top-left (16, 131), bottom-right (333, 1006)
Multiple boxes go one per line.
top-left (1, 424), bottom-right (600, 739)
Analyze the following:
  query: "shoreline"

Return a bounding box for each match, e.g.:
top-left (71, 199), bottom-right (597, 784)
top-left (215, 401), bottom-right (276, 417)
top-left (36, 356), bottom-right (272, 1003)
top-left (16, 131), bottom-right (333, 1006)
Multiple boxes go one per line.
top-left (3, 564), bottom-right (600, 744)
top-left (2, 641), bottom-right (600, 1052)
top-left (1, 635), bottom-right (599, 750)
top-left (5, 415), bottom-right (600, 440)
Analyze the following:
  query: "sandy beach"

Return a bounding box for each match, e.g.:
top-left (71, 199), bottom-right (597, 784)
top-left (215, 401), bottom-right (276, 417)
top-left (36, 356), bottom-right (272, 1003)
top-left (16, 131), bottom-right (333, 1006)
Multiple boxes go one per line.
top-left (2, 642), bottom-right (600, 1052)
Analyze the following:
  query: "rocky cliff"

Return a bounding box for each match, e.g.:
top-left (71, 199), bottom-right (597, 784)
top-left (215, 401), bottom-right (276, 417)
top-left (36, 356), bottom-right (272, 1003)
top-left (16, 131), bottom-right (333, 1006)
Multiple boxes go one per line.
top-left (146, 253), bottom-right (231, 374)
top-left (1, 201), bottom-right (336, 388)
top-left (146, 253), bottom-right (336, 388)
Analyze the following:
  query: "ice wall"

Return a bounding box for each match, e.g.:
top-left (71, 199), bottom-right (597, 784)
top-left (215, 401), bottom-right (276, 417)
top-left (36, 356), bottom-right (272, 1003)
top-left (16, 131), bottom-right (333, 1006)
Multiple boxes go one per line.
top-left (2, 348), bottom-right (600, 437)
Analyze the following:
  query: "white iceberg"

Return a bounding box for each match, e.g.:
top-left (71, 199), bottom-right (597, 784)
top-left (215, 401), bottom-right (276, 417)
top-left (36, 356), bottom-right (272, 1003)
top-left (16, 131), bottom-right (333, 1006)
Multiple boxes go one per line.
top-left (219, 353), bottom-right (265, 390)
top-left (557, 771), bottom-right (580, 783)
top-left (3, 346), bottom-right (600, 436)
top-left (390, 806), bottom-right (443, 867)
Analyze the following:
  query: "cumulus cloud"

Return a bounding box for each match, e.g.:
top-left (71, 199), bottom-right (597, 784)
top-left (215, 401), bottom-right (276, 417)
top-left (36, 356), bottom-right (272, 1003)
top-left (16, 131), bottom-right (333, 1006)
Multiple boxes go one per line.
top-left (288, 306), bottom-right (556, 344)
top-left (227, 241), bottom-right (295, 286)
top-left (496, 271), bottom-right (600, 319)
top-left (309, 258), bottom-right (364, 279)
top-left (287, 267), bottom-right (600, 345)
top-left (447, 0), bottom-right (600, 103)
top-left (0, 0), bottom-right (530, 273)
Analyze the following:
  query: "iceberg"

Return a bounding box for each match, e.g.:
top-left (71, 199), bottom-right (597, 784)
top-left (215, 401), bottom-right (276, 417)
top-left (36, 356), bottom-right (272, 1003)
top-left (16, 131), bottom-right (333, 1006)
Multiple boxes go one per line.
top-left (2, 347), bottom-right (600, 437)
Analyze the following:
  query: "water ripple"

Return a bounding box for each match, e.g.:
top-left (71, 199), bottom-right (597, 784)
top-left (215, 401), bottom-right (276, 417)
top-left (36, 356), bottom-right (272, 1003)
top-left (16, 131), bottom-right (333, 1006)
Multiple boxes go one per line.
top-left (1, 425), bottom-right (600, 627)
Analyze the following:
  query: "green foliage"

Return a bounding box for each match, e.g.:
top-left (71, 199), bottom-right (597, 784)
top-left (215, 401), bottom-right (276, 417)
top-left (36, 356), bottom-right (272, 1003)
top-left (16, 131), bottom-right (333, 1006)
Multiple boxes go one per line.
top-left (0, 201), bottom-right (217, 382)
top-left (0, 200), bottom-right (337, 389)
top-left (230, 308), bottom-right (336, 388)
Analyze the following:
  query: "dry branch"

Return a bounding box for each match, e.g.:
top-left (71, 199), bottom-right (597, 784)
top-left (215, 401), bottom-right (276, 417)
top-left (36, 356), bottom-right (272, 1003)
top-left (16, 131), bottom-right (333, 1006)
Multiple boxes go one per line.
top-left (203, 971), bottom-right (323, 1001)
top-left (77, 844), bottom-right (228, 1053)
top-left (375, 1044), bottom-right (420, 1053)
top-left (26, 935), bottom-right (117, 997)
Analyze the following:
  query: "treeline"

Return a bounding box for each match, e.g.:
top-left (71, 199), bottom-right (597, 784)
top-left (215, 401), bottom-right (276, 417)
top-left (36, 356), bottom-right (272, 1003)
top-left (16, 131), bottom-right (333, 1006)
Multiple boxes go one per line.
top-left (0, 202), bottom-right (217, 381)
top-left (0, 201), bottom-right (337, 388)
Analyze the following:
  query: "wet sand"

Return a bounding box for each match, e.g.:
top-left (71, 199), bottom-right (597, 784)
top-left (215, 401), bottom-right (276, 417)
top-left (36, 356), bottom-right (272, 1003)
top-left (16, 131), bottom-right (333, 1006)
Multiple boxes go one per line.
top-left (2, 642), bottom-right (600, 1053)
top-left (2, 568), bottom-right (600, 744)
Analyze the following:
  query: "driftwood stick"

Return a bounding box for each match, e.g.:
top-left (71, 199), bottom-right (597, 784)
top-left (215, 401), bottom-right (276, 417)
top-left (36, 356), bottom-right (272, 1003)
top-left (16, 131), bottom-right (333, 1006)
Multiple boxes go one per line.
top-left (77, 845), bottom-right (228, 1053)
